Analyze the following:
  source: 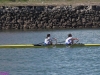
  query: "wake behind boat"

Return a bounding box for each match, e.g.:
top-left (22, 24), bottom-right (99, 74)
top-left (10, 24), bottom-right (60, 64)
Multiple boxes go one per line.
top-left (0, 43), bottom-right (100, 48)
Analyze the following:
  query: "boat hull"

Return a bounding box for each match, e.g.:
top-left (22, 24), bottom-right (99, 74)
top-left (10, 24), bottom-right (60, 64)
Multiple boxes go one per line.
top-left (0, 44), bottom-right (67, 48)
top-left (0, 44), bottom-right (100, 48)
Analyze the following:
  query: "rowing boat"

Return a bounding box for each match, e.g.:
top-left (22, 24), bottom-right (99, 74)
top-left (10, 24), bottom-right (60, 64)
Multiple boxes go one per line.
top-left (0, 44), bottom-right (100, 48)
top-left (0, 44), bottom-right (66, 48)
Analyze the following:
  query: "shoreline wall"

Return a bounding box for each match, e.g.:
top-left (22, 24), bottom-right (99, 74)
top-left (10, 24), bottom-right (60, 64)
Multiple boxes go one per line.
top-left (0, 5), bottom-right (100, 30)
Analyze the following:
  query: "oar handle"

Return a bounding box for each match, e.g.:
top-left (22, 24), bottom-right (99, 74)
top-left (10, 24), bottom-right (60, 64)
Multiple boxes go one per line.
top-left (75, 40), bottom-right (79, 44)
top-left (53, 39), bottom-right (57, 45)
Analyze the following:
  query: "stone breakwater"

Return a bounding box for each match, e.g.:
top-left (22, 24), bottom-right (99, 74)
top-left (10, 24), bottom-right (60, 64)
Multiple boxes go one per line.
top-left (0, 5), bottom-right (100, 30)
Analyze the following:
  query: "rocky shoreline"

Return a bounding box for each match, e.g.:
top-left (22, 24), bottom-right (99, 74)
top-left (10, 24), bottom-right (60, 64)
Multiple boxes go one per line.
top-left (0, 5), bottom-right (100, 30)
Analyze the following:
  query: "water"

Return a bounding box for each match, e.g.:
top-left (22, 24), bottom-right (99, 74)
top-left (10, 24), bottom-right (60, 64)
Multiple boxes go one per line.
top-left (0, 29), bottom-right (100, 75)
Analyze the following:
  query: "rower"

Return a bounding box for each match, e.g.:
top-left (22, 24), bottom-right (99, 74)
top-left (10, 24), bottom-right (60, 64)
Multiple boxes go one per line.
top-left (44, 34), bottom-right (57, 45)
top-left (65, 34), bottom-right (79, 45)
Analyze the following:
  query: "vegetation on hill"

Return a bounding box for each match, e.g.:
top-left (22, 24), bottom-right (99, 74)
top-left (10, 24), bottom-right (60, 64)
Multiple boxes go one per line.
top-left (0, 0), bottom-right (100, 6)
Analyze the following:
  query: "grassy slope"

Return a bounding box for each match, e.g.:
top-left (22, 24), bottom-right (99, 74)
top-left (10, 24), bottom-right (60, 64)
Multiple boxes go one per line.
top-left (0, 0), bottom-right (100, 6)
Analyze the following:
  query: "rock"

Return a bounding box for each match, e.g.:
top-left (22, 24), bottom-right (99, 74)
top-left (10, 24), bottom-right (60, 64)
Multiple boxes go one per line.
top-left (0, 5), bottom-right (100, 30)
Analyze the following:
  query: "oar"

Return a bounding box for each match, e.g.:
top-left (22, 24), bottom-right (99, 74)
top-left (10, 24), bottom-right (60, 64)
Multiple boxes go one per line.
top-left (75, 40), bottom-right (79, 44)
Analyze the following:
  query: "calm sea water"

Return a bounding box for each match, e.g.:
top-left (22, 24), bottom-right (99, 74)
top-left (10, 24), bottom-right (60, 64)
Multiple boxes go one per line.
top-left (0, 29), bottom-right (100, 75)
